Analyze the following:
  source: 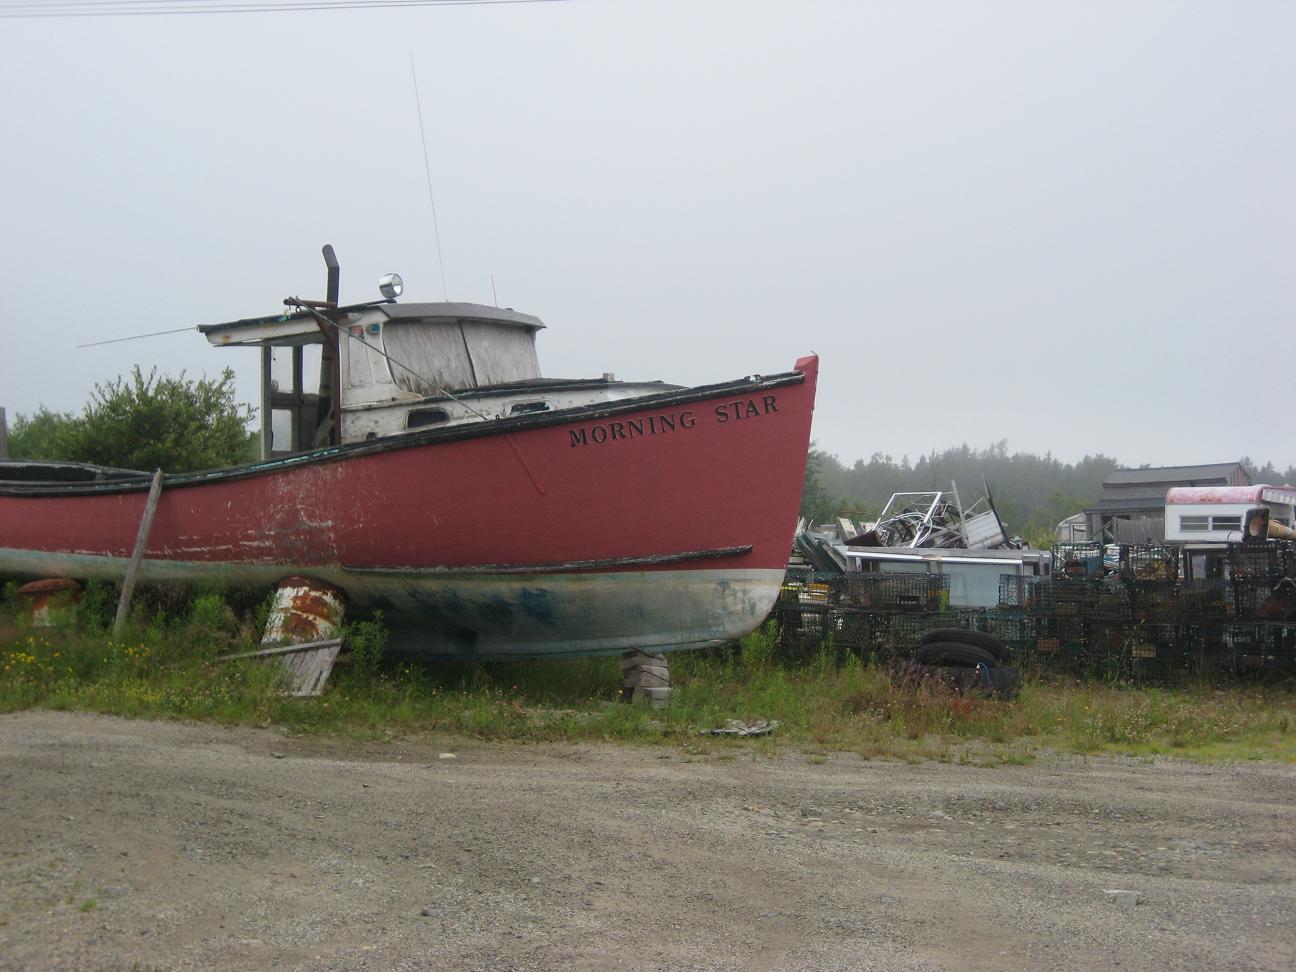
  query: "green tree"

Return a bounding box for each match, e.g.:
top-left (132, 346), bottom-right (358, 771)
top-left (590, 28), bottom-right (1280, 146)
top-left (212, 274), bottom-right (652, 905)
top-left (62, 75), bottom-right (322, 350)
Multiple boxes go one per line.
top-left (7, 406), bottom-right (80, 460)
top-left (9, 367), bottom-right (256, 473)
top-left (1022, 490), bottom-right (1093, 547)
top-left (799, 446), bottom-right (837, 524)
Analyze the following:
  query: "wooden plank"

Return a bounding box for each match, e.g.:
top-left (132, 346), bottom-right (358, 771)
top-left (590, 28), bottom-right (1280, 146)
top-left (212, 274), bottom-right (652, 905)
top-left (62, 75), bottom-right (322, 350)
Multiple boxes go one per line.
top-left (290, 345), bottom-right (303, 452)
top-left (112, 469), bottom-right (163, 639)
top-left (279, 641), bottom-right (342, 697)
top-left (215, 637), bottom-right (343, 662)
top-left (260, 345), bottom-right (273, 460)
top-left (215, 638), bottom-right (344, 697)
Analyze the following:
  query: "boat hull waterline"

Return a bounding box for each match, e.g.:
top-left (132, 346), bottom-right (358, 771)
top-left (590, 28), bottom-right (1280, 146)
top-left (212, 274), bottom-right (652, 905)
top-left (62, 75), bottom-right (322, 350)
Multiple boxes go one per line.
top-left (0, 358), bottom-right (817, 659)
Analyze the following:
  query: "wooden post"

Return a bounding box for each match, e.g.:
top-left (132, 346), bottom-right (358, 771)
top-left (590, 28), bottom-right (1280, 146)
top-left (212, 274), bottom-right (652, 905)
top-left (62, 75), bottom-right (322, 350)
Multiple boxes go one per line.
top-left (290, 345), bottom-right (303, 452)
top-left (260, 346), bottom-right (273, 460)
top-left (113, 470), bottom-right (164, 639)
top-left (0, 406), bottom-right (8, 460)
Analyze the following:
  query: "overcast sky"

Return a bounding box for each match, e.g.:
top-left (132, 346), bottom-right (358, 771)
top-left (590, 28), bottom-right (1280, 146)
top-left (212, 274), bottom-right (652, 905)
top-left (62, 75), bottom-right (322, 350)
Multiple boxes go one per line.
top-left (1, 0), bottom-right (1292, 471)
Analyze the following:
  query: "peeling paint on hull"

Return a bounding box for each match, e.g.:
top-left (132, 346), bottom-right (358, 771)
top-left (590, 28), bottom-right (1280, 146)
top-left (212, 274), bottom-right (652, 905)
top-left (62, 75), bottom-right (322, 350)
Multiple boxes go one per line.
top-left (0, 358), bottom-right (818, 659)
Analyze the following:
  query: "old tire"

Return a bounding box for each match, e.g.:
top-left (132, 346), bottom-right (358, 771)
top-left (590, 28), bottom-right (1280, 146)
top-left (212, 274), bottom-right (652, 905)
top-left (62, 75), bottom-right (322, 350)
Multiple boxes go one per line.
top-left (914, 642), bottom-right (998, 668)
top-left (918, 627), bottom-right (1007, 660)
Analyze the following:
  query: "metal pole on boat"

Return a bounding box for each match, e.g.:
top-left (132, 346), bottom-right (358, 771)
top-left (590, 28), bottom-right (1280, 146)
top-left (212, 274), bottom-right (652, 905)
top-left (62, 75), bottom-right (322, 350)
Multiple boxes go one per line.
top-left (0, 407), bottom-right (8, 460)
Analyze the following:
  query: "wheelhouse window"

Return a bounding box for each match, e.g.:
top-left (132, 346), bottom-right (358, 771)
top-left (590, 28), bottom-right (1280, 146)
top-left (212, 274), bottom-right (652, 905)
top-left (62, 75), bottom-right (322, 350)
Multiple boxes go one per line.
top-left (510, 401), bottom-right (551, 415)
top-left (1179, 515), bottom-right (1209, 532)
top-left (1211, 516), bottom-right (1242, 532)
top-left (407, 408), bottom-right (450, 429)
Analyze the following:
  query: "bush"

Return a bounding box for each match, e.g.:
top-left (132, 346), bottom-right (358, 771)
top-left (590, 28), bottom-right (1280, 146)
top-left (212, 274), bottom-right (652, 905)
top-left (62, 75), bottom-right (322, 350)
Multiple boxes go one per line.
top-left (8, 366), bottom-right (255, 472)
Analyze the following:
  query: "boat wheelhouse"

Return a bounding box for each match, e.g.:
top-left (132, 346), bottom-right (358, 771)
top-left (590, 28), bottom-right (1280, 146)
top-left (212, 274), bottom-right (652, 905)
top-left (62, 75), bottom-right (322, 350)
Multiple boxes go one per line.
top-left (199, 260), bottom-right (680, 458)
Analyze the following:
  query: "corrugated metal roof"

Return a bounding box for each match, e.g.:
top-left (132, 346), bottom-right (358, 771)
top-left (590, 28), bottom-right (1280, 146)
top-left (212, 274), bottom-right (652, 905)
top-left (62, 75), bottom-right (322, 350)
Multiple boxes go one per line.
top-left (1103, 463), bottom-right (1247, 487)
top-left (1087, 496), bottom-right (1171, 514)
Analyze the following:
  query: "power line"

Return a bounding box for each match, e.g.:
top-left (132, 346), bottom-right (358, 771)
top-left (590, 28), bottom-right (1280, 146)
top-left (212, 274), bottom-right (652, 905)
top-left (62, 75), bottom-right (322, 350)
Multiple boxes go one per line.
top-left (0, 0), bottom-right (574, 18)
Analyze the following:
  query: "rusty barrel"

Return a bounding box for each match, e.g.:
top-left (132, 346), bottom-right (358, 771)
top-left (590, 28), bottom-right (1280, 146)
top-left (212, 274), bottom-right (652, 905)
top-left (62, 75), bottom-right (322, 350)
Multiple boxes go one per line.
top-left (262, 576), bottom-right (347, 645)
top-left (17, 578), bottom-right (81, 627)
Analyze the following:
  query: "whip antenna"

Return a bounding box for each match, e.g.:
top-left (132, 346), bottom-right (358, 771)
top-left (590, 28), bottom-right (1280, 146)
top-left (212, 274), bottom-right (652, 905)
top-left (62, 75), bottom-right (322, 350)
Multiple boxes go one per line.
top-left (410, 53), bottom-right (450, 301)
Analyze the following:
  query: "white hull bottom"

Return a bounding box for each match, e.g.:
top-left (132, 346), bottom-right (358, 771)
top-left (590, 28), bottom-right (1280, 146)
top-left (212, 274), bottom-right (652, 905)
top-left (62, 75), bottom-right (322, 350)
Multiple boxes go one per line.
top-left (0, 549), bottom-right (783, 659)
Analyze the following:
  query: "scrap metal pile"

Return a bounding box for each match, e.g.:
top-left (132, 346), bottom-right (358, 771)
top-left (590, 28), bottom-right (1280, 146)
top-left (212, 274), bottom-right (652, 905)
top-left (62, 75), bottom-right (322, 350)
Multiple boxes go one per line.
top-left (775, 540), bottom-right (1296, 683)
top-left (789, 483), bottom-right (1018, 580)
top-left (849, 485), bottom-right (1015, 550)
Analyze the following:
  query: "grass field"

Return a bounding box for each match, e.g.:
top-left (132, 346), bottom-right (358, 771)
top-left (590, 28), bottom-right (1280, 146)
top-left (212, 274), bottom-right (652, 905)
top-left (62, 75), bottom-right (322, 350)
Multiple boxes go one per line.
top-left (2, 581), bottom-right (1294, 763)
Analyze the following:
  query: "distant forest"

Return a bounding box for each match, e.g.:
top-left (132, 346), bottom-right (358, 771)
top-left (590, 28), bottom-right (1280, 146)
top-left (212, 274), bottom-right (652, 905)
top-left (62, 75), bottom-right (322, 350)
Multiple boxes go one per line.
top-left (800, 441), bottom-right (1296, 546)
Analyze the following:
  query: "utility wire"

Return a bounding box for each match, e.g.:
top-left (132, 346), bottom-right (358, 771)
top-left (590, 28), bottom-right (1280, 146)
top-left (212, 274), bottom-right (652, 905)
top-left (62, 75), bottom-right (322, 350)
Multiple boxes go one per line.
top-left (0, 0), bottom-right (573, 18)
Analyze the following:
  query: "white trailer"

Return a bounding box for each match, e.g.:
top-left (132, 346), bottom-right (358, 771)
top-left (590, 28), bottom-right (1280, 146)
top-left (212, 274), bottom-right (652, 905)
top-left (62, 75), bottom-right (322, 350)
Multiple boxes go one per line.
top-left (1164, 485), bottom-right (1296, 543)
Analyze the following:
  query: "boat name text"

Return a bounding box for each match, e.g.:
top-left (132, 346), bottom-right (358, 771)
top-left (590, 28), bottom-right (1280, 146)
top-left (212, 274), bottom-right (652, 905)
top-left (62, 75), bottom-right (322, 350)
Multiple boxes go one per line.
top-left (568, 395), bottom-right (778, 448)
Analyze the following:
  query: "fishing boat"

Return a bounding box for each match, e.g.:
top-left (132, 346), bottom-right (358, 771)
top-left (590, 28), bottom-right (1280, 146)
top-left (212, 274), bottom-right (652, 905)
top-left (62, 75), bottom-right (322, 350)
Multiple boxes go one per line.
top-left (0, 248), bottom-right (818, 659)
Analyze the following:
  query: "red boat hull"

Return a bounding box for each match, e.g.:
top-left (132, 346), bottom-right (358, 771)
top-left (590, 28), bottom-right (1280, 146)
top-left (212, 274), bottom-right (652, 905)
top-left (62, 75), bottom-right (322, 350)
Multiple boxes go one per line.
top-left (0, 357), bottom-right (817, 659)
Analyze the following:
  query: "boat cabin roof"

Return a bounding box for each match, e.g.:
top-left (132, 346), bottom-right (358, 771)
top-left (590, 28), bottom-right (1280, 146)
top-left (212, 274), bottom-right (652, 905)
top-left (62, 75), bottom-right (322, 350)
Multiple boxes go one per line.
top-left (198, 301), bottom-right (545, 348)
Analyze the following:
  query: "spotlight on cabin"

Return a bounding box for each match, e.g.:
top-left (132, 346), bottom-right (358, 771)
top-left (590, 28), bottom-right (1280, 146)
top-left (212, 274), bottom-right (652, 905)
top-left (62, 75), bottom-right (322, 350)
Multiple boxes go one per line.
top-left (378, 272), bottom-right (404, 300)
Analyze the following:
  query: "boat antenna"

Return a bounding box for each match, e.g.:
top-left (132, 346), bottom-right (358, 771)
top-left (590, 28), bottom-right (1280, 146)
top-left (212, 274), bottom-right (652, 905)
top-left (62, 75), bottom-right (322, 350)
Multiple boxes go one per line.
top-left (410, 53), bottom-right (450, 302)
top-left (76, 326), bottom-right (197, 349)
top-left (490, 273), bottom-right (499, 307)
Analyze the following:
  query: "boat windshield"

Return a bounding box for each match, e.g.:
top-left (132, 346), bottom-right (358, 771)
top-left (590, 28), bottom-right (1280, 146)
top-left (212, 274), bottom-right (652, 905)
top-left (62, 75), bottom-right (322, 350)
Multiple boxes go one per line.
top-left (381, 318), bottom-right (543, 395)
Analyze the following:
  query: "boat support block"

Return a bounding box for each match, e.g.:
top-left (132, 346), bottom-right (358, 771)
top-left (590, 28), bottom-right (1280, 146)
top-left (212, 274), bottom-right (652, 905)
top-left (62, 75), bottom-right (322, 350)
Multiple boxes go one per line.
top-left (621, 650), bottom-right (670, 708)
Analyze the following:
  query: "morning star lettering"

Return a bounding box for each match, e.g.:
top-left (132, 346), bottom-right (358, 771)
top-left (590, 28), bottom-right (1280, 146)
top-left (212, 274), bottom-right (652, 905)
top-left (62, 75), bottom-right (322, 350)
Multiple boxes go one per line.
top-left (568, 395), bottom-right (778, 448)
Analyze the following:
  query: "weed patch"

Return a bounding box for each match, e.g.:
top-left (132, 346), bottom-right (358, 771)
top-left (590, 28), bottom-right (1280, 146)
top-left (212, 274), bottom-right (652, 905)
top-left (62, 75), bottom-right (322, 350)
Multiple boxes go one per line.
top-left (1, 597), bottom-right (1293, 761)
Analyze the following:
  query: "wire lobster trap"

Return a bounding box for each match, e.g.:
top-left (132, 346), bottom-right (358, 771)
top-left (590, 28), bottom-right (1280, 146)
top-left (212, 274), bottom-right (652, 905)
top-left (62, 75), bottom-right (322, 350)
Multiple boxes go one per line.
top-left (1052, 542), bottom-right (1105, 578)
top-left (1029, 578), bottom-right (1106, 618)
top-left (827, 608), bottom-right (887, 654)
top-left (997, 574), bottom-right (1039, 610)
top-left (772, 600), bottom-right (831, 649)
top-left (1121, 545), bottom-right (1180, 583)
top-left (834, 573), bottom-right (950, 613)
top-left (1233, 578), bottom-right (1296, 623)
top-left (877, 612), bottom-right (963, 652)
top-left (1177, 579), bottom-right (1233, 622)
top-left (1229, 543), bottom-right (1286, 581)
top-left (1129, 581), bottom-right (1181, 624)
top-left (978, 612), bottom-right (1033, 653)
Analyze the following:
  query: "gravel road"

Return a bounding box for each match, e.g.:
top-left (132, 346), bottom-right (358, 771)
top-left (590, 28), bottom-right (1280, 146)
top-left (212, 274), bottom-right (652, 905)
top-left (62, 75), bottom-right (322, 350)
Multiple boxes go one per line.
top-left (1, 710), bottom-right (1293, 971)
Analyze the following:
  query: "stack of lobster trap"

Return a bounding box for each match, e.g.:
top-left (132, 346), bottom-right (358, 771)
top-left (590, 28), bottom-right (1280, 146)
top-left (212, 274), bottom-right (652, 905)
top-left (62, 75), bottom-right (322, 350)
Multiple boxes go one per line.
top-left (773, 541), bottom-right (1296, 682)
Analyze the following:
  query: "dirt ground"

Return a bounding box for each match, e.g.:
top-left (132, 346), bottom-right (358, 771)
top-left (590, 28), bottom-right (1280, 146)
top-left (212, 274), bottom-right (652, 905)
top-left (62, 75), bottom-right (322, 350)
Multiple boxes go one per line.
top-left (1, 711), bottom-right (1293, 971)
